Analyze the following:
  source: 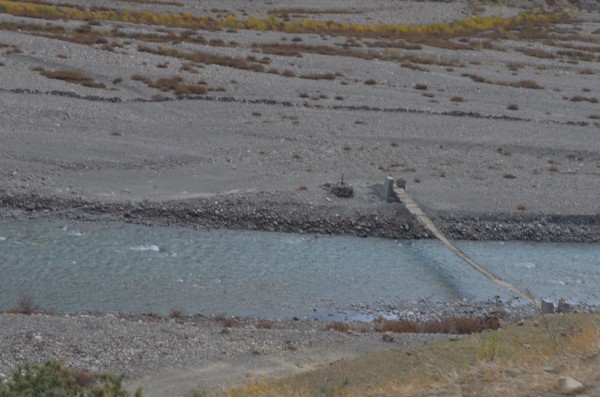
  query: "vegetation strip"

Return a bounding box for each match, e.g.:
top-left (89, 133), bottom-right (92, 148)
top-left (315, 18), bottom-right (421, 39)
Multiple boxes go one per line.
top-left (31, 66), bottom-right (107, 89)
top-left (0, 0), bottom-right (562, 40)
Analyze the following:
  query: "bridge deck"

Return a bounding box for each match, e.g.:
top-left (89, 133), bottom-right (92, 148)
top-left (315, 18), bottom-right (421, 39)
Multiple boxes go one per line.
top-left (393, 187), bottom-right (539, 307)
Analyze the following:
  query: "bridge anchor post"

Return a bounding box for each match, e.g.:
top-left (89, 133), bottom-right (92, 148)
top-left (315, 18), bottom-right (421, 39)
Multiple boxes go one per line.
top-left (383, 176), bottom-right (394, 202)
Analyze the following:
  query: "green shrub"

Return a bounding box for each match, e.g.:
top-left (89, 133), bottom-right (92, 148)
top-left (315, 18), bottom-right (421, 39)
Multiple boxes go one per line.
top-left (0, 360), bottom-right (143, 397)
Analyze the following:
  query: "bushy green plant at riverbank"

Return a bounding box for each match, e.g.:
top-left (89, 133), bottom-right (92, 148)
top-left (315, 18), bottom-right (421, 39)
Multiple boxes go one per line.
top-left (0, 361), bottom-right (143, 397)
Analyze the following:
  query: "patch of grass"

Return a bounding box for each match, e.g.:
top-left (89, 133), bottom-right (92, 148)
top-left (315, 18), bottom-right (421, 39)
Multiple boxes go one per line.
top-left (366, 39), bottom-right (421, 51)
top-left (466, 74), bottom-right (543, 90)
top-left (301, 72), bottom-right (337, 80)
top-left (325, 322), bottom-right (349, 332)
top-left (399, 53), bottom-right (463, 68)
top-left (466, 73), bottom-right (490, 83)
top-left (169, 308), bottom-right (184, 320)
top-left (258, 42), bottom-right (374, 60)
top-left (138, 45), bottom-right (265, 74)
top-left (10, 294), bottom-right (38, 315)
top-left (33, 66), bottom-right (106, 89)
top-left (400, 62), bottom-right (428, 72)
top-left (510, 79), bottom-right (544, 89)
top-left (569, 95), bottom-right (599, 103)
top-left (180, 63), bottom-right (200, 74)
top-left (517, 48), bottom-right (556, 59)
top-left (506, 62), bottom-right (524, 71)
top-left (556, 49), bottom-right (595, 62)
top-left (411, 35), bottom-right (486, 51)
top-left (151, 93), bottom-right (168, 101)
top-left (132, 74), bottom-right (209, 95)
top-left (5, 45), bottom-right (22, 54)
top-left (255, 319), bottom-right (274, 329)
top-left (280, 69), bottom-right (296, 77)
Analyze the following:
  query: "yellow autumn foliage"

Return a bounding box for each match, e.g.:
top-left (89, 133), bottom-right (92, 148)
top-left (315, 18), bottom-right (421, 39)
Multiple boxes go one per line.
top-left (0, 0), bottom-right (563, 40)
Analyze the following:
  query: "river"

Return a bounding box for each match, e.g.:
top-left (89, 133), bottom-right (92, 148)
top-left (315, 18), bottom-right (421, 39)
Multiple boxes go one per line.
top-left (0, 219), bottom-right (598, 319)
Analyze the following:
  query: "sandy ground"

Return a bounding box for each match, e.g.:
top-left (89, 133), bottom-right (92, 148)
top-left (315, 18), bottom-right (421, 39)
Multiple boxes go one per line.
top-left (1, 0), bottom-right (600, 395)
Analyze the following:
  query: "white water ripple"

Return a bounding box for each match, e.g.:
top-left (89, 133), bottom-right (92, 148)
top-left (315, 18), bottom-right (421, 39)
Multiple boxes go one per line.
top-left (129, 244), bottom-right (160, 252)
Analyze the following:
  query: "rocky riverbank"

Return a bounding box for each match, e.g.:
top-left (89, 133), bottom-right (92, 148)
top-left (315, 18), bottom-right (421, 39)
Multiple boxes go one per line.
top-left (0, 296), bottom-right (566, 396)
top-left (2, 189), bottom-right (600, 242)
top-left (1, 296), bottom-right (598, 396)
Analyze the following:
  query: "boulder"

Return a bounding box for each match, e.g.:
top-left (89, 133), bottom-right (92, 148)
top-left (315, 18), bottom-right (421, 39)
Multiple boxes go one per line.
top-left (558, 377), bottom-right (584, 395)
top-left (541, 299), bottom-right (554, 314)
top-left (382, 332), bottom-right (394, 342)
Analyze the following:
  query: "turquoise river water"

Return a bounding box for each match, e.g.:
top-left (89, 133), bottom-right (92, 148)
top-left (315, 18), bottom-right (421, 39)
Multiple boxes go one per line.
top-left (0, 219), bottom-right (599, 319)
